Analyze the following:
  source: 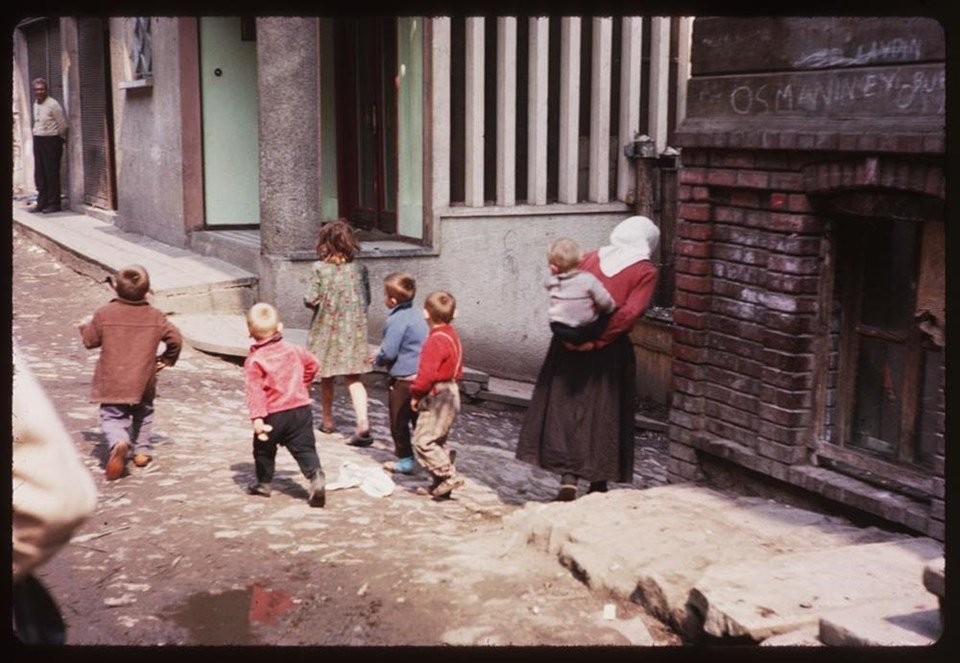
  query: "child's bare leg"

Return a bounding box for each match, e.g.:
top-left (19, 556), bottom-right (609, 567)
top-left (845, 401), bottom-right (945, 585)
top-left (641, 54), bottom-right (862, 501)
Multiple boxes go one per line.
top-left (345, 375), bottom-right (369, 434)
top-left (320, 377), bottom-right (335, 430)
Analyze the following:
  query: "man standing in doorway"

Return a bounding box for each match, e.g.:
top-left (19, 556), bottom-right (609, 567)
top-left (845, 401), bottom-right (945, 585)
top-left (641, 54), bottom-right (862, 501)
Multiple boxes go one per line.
top-left (30, 77), bottom-right (68, 213)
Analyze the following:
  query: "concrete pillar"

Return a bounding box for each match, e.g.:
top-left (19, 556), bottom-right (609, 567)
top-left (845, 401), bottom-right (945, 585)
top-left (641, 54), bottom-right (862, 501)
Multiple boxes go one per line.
top-left (496, 17), bottom-right (517, 207)
top-left (617, 17), bottom-right (643, 203)
top-left (527, 17), bottom-right (549, 205)
top-left (256, 17), bottom-right (322, 256)
top-left (464, 17), bottom-right (485, 207)
top-left (557, 17), bottom-right (581, 204)
top-left (588, 17), bottom-right (612, 203)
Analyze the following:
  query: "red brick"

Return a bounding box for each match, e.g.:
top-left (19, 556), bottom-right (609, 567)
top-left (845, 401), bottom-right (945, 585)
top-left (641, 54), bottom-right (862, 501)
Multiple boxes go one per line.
top-left (679, 167), bottom-right (707, 185)
top-left (706, 416), bottom-right (757, 445)
top-left (706, 314), bottom-right (764, 344)
top-left (761, 329), bottom-right (815, 354)
top-left (765, 235), bottom-right (822, 256)
top-left (767, 386), bottom-right (813, 410)
top-left (713, 244), bottom-right (769, 267)
top-left (923, 135), bottom-right (945, 153)
top-left (759, 402), bottom-right (809, 428)
top-left (765, 273), bottom-right (820, 295)
top-left (676, 239), bottom-right (712, 259)
top-left (768, 171), bottom-right (804, 191)
top-left (712, 224), bottom-right (764, 249)
top-left (768, 254), bottom-right (821, 275)
top-left (675, 256), bottom-right (711, 276)
top-left (674, 393), bottom-right (705, 415)
top-left (715, 206), bottom-right (746, 224)
top-left (674, 290), bottom-right (711, 312)
top-left (710, 152), bottom-right (754, 169)
top-left (682, 150), bottom-right (709, 166)
top-left (712, 261), bottom-right (764, 287)
top-left (704, 365), bottom-right (761, 396)
top-left (674, 309), bottom-right (708, 330)
top-left (736, 169), bottom-right (771, 189)
top-left (676, 274), bottom-right (712, 294)
top-left (672, 359), bottom-right (704, 381)
top-left (704, 383), bottom-right (758, 413)
top-left (924, 166), bottom-right (944, 197)
top-left (763, 310), bottom-right (817, 335)
top-left (769, 193), bottom-right (787, 210)
top-left (761, 348), bottom-right (815, 373)
top-left (708, 331), bottom-right (763, 361)
top-left (678, 185), bottom-right (694, 201)
top-left (761, 366), bottom-right (812, 391)
top-left (674, 342), bottom-right (707, 364)
top-left (705, 168), bottom-right (738, 187)
top-left (673, 326), bottom-right (707, 348)
top-left (786, 194), bottom-right (812, 213)
top-left (705, 399), bottom-right (754, 430)
top-left (679, 202), bottom-right (711, 222)
top-left (677, 221), bottom-right (712, 241)
top-left (756, 438), bottom-right (810, 464)
top-left (756, 420), bottom-right (806, 446)
top-left (669, 408), bottom-right (699, 430)
top-left (714, 297), bottom-right (762, 322)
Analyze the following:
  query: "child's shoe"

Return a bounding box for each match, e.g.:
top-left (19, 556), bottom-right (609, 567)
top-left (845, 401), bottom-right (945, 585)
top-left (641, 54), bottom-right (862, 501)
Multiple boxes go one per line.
top-left (105, 440), bottom-right (130, 481)
top-left (133, 453), bottom-right (152, 468)
top-left (247, 482), bottom-right (272, 497)
top-left (347, 431), bottom-right (373, 447)
top-left (307, 471), bottom-right (326, 508)
top-left (430, 471), bottom-right (465, 499)
top-left (384, 456), bottom-right (417, 474)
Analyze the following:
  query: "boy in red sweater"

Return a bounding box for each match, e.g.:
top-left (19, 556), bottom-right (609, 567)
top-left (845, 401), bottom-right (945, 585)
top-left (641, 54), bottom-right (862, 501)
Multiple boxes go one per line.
top-left (243, 303), bottom-right (325, 507)
top-left (409, 291), bottom-right (465, 499)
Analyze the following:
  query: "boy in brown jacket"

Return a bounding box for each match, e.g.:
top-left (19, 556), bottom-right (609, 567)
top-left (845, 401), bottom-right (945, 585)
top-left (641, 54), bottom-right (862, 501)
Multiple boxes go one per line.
top-left (78, 265), bottom-right (182, 480)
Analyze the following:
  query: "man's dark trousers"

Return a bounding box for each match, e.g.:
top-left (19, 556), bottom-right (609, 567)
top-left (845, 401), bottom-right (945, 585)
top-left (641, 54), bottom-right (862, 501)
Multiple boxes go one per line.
top-left (34, 135), bottom-right (64, 210)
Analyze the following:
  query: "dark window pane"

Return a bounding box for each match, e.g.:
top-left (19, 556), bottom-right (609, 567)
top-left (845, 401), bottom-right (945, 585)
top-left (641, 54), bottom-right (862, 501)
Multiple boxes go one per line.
top-left (859, 219), bottom-right (918, 330)
top-left (850, 336), bottom-right (904, 458)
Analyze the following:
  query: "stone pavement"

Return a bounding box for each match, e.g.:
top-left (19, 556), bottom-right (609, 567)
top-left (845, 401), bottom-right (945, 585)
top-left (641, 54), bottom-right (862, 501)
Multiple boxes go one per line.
top-left (10, 201), bottom-right (948, 649)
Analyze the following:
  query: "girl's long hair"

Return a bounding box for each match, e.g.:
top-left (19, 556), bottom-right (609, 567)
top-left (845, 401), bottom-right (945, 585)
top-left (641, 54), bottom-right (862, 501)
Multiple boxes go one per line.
top-left (316, 218), bottom-right (360, 263)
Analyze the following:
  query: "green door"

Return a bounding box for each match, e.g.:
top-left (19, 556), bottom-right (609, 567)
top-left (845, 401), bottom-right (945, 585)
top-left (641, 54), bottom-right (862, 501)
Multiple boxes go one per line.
top-left (200, 17), bottom-right (259, 226)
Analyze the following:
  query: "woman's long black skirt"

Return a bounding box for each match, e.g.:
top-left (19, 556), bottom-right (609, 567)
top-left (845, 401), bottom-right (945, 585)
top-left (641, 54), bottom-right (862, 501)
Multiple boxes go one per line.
top-left (515, 334), bottom-right (636, 483)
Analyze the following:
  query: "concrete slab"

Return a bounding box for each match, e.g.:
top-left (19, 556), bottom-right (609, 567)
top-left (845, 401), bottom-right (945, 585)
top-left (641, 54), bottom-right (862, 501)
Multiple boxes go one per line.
top-left (690, 537), bottom-right (943, 641)
top-left (13, 206), bottom-right (256, 291)
top-left (818, 596), bottom-right (942, 646)
top-left (503, 484), bottom-right (927, 641)
top-left (13, 205), bottom-right (258, 316)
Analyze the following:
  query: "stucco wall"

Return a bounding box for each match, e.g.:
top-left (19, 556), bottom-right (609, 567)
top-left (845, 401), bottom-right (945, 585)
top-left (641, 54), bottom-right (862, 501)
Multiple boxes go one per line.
top-left (269, 211), bottom-right (631, 380)
top-left (109, 17), bottom-right (190, 248)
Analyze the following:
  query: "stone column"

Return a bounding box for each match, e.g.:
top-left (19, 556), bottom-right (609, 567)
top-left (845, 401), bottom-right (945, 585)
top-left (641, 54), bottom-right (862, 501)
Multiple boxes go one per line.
top-left (256, 17), bottom-right (321, 326)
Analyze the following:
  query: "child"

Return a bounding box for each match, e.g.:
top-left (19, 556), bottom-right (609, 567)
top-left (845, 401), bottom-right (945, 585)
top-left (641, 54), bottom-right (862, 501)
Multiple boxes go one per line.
top-left (409, 291), bottom-right (465, 499)
top-left (243, 303), bottom-right (326, 507)
top-left (304, 219), bottom-right (373, 446)
top-left (371, 272), bottom-right (429, 475)
top-left (544, 237), bottom-right (617, 345)
top-left (78, 264), bottom-right (182, 480)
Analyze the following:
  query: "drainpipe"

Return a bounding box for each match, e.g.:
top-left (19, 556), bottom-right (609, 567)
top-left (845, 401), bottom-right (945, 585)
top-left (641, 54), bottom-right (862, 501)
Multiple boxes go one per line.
top-left (624, 134), bottom-right (658, 219)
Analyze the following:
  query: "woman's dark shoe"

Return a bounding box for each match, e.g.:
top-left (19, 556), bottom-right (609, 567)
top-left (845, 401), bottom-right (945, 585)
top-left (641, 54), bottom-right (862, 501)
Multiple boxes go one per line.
top-left (587, 481), bottom-right (608, 494)
top-left (552, 485), bottom-right (577, 502)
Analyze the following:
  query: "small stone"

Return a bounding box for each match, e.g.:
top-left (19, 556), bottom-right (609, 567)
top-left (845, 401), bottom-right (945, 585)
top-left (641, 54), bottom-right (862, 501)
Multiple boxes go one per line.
top-left (603, 603), bottom-right (617, 620)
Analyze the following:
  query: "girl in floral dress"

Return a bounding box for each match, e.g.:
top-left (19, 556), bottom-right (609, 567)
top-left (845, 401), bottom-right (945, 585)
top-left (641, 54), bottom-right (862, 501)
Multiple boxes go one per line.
top-left (304, 219), bottom-right (373, 446)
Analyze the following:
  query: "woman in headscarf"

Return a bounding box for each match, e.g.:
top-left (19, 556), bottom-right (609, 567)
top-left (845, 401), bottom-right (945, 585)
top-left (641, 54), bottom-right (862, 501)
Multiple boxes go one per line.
top-left (516, 215), bottom-right (660, 501)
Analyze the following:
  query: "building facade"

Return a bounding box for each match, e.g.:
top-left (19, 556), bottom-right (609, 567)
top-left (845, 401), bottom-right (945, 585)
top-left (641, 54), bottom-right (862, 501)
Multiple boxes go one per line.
top-left (670, 17), bottom-right (945, 540)
top-left (12, 15), bottom-right (691, 389)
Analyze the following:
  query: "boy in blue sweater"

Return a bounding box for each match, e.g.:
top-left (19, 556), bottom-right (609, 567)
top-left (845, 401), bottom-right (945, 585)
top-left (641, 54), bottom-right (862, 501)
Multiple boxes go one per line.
top-left (370, 272), bottom-right (429, 474)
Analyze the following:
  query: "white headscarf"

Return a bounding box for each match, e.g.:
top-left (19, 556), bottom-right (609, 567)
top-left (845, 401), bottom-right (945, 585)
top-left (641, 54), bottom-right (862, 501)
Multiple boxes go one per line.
top-left (597, 215), bottom-right (660, 277)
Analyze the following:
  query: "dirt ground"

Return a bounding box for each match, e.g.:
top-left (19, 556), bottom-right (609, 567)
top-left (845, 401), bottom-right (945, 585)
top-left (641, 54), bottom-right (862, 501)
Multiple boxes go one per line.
top-left (12, 228), bottom-right (682, 649)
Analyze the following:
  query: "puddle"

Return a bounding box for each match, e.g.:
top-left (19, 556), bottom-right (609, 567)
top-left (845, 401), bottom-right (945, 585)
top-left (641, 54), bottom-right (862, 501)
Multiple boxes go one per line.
top-left (166, 583), bottom-right (295, 645)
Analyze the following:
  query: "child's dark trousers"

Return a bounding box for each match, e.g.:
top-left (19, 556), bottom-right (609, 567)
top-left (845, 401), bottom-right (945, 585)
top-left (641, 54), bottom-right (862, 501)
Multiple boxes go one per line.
top-left (252, 404), bottom-right (322, 483)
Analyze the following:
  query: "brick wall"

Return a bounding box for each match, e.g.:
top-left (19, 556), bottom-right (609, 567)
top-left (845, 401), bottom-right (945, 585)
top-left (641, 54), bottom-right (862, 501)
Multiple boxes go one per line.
top-left (669, 149), bottom-right (823, 482)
